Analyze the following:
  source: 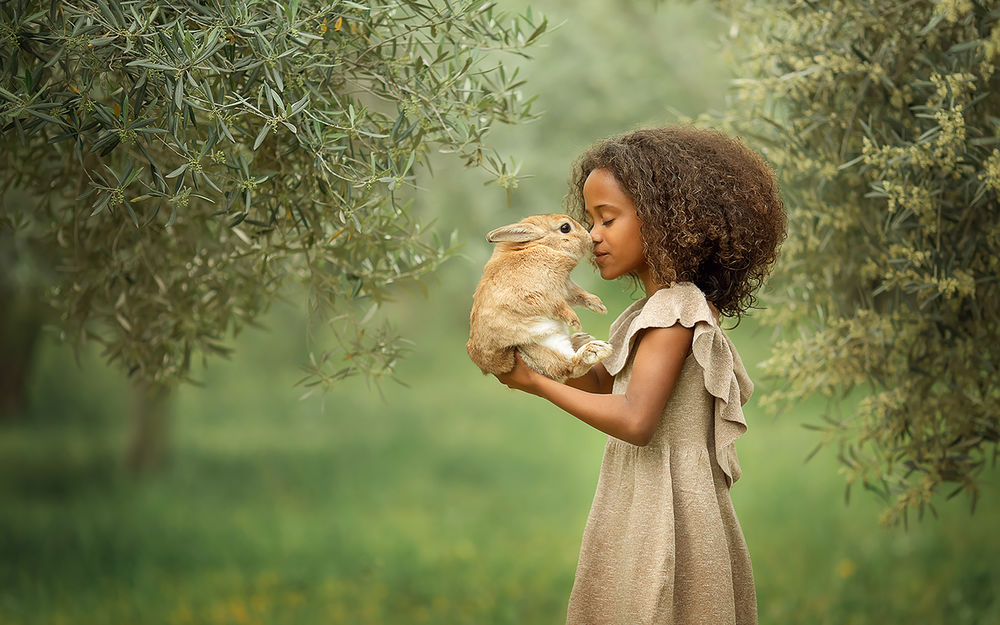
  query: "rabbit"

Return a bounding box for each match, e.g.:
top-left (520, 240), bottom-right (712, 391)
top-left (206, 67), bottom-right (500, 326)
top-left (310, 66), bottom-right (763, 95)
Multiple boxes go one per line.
top-left (467, 214), bottom-right (613, 383)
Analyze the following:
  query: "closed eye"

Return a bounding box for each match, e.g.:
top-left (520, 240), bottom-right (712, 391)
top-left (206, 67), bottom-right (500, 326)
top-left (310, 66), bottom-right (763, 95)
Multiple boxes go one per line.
top-left (602, 219), bottom-right (614, 227)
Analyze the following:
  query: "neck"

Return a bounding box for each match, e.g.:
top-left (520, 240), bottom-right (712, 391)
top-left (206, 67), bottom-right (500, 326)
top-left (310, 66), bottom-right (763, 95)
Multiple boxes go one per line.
top-left (638, 267), bottom-right (660, 297)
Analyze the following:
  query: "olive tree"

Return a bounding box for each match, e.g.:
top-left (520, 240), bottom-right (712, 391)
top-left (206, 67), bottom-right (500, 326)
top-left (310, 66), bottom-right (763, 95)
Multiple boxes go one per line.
top-left (0, 0), bottom-right (543, 392)
top-left (0, 0), bottom-right (544, 468)
top-left (712, 0), bottom-right (999, 525)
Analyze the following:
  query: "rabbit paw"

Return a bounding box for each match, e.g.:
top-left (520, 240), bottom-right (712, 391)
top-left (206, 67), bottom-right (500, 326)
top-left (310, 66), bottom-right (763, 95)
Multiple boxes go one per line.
top-left (570, 332), bottom-right (595, 351)
top-left (580, 340), bottom-right (613, 365)
top-left (584, 295), bottom-right (607, 315)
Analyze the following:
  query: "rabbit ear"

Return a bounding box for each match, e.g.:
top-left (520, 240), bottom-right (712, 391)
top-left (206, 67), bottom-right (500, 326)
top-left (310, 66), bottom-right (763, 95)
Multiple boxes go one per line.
top-left (486, 222), bottom-right (543, 243)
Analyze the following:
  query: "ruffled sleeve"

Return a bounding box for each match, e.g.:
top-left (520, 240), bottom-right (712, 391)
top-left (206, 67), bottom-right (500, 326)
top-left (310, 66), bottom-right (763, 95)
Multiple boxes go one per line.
top-left (604, 282), bottom-right (754, 488)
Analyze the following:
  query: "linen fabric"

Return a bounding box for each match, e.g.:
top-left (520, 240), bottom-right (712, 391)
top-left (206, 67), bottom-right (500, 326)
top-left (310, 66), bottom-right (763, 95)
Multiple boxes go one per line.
top-left (565, 282), bottom-right (757, 625)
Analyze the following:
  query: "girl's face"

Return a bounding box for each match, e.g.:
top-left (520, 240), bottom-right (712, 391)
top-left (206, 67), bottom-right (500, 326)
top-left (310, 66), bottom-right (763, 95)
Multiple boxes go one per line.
top-left (583, 168), bottom-right (653, 290)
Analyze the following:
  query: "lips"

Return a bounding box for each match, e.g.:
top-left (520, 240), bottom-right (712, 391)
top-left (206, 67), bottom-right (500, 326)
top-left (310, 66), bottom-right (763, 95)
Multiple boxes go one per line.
top-left (594, 251), bottom-right (609, 262)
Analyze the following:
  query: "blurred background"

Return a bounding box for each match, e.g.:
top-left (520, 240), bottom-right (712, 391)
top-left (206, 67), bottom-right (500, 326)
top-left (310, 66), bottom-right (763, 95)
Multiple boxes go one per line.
top-left (3, 1), bottom-right (999, 624)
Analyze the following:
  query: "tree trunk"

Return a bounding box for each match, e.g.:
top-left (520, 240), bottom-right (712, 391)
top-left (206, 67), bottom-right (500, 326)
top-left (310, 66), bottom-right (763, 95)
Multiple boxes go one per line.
top-left (0, 282), bottom-right (45, 419)
top-left (126, 381), bottom-right (171, 473)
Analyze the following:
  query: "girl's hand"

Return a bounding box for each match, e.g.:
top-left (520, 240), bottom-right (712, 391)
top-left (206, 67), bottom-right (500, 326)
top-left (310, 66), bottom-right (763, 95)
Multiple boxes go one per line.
top-left (495, 351), bottom-right (542, 394)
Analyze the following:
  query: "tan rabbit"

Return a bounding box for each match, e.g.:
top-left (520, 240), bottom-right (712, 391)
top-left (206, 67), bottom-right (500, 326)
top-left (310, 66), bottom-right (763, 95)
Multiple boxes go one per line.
top-left (467, 214), bottom-right (613, 382)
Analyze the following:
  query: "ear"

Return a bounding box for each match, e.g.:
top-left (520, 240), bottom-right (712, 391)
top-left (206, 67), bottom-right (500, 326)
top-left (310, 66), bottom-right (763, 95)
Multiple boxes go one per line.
top-left (486, 222), bottom-right (543, 243)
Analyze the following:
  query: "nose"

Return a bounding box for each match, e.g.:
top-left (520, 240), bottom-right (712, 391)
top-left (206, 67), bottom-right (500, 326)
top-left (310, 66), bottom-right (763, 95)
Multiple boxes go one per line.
top-left (589, 225), bottom-right (602, 243)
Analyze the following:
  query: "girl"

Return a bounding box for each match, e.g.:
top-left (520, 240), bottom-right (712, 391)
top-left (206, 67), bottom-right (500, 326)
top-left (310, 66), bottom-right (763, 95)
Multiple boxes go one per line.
top-left (496, 127), bottom-right (786, 625)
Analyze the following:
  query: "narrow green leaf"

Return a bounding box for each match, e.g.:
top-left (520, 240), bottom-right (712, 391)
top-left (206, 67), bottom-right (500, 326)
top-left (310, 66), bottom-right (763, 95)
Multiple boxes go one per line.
top-left (525, 17), bottom-right (547, 45)
top-left (253, 124), bottom-right (270, 150)
top-left (125, 202), bottom-right (139, 228)
top-left (165, 163), bottom-right (189, 178)
top-left (918, 11), bottom-right (946, 36)
top-left (125, 167), bottom-right (144, 186)
top-left (90, 194), bottom-right (110, 216)
top-left (173, 77), bottom-right (183, 109)
top-left (25, 108), bottom-right (64, 125)
top-left (290, 95), bottom-right (309, 115)
top-left (126, 60), bottom-right (176, 71)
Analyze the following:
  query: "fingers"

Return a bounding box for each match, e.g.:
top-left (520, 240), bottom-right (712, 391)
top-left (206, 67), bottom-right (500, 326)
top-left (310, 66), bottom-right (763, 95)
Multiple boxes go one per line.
top-left (494, 373), bottom-right (519, 391)
top-left (493, 350), bottom-right (535, 392)
top-left (494, 351), bottom-right (520, 386)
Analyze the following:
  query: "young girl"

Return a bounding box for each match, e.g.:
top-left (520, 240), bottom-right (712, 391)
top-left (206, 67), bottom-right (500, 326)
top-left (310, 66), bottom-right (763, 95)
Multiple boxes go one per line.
top-left (496, 127), bottom-right (786, 625)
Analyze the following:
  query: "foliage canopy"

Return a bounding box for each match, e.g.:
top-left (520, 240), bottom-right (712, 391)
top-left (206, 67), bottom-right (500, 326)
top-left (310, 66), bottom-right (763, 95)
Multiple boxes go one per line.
top-left (717, 0), bottom-right (1000, 525)
top-left (0, 0), bottom-right (544, 391)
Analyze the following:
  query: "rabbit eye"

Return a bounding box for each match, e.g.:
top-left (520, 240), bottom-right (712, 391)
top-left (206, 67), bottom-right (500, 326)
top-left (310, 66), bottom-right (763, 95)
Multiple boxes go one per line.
top-left (559, 223), bottom-right (571, 234)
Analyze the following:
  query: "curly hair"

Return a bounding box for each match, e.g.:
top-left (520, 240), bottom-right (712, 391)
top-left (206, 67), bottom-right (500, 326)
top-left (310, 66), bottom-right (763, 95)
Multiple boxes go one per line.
top-left (566, 126), bottom-right (786, 321)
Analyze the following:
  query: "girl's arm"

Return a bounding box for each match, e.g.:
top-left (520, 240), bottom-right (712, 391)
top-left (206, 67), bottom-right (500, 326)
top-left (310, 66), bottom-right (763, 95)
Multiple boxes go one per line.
top-left (563, 362), bottom-right (613, 394)
top-left (496, 324), bottom-right (693, 446)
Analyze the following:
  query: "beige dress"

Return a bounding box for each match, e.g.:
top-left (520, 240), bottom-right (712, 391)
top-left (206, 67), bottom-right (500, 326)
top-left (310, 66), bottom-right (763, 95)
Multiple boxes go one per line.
top-left (565, 282), bottom-right (757, 625)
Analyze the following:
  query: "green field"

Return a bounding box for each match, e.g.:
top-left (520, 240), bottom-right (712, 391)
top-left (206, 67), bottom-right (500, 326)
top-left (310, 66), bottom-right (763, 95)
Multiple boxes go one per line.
top-left (2, 271), bottom-right (999, 625)
top-left (3, 2), bottom-right (999, 624)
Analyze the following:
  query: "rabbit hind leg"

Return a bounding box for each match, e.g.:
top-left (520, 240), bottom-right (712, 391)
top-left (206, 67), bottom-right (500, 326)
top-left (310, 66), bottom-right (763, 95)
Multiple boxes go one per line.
top-left (466, 335), bottom-right (518, 376)
top-left (520, 341), bottom-right (577, 382)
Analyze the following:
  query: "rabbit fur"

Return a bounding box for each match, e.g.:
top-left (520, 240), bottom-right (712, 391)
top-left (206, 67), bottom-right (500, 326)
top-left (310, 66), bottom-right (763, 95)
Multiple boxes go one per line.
top-left (467, 214), bottom-right (613, 382)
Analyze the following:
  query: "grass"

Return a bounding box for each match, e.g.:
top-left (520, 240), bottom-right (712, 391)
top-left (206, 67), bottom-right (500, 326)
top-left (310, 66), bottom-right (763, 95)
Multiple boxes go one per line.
top-left (1, 275), bottom-right (999, 625)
